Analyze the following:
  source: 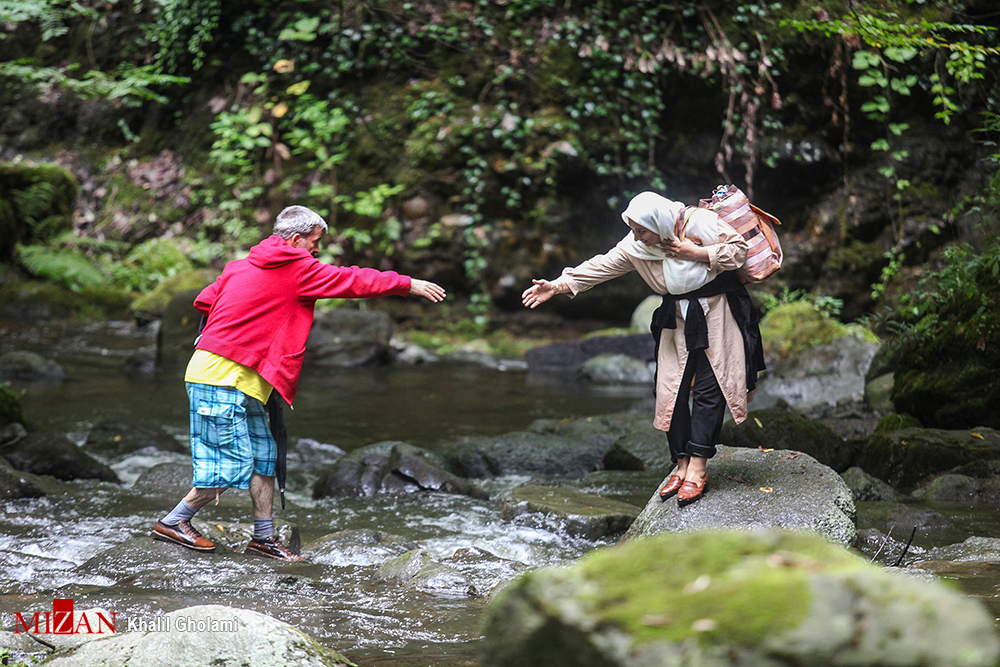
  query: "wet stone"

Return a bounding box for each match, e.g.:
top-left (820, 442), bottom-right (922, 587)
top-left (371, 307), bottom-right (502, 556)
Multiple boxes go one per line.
top-left (500, 484), bottom-right (642, 541)
top-left (0, 349), bottom-right (66, 381)
top-left (912, 473), bottom-right (981, 502)
top-left (442, 431), bottom-right (606, 478)
top-left (304, 529), bottom-right (419, 566)
top-left (1, 430), bottom-right (120, 483)
top-left (378, 548), bottom-right (475, 597)
top-left (840, 466), bottom-right (901, 502)
top-left (0, 454), bottom-right (44, 499)
top-left (719, 405), bottom-right (854, 472)
top-left (84, 419), bottom-right (187, 459)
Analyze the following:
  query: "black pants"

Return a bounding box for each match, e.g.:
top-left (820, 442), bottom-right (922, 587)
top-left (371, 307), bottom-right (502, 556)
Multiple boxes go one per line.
top-left (667, 348), bottom-right (726, 462)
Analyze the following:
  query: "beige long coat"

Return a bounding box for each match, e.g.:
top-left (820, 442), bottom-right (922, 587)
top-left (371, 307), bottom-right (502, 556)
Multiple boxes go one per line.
top-left (555, 223), bottom-right (750, 432)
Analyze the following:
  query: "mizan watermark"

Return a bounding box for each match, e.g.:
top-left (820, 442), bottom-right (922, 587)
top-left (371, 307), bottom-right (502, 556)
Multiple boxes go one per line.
top-left (11, 599), bottom-right (237, 635)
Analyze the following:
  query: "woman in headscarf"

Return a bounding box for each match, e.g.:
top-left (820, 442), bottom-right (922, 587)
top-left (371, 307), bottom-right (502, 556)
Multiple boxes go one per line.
top-left (522, 191), bottom-right (765, 506)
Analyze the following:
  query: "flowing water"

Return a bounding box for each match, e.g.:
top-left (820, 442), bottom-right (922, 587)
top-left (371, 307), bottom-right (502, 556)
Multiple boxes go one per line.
top-left (3, 316), bottom-right (1000, 665)
top-left (0, 317), bottom-right (646, 665)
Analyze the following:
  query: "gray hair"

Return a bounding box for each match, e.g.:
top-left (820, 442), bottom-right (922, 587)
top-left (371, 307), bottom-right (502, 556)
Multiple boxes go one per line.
top-left (272, 205), bottom-right (328, 240)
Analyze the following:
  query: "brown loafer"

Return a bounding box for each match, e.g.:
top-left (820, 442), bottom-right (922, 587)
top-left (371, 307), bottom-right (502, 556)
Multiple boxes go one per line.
top-left (658, 474), bottom-right (684, 500)
top-left (677, 475), bottom-right (708, 507)
top-left (246, 535), bottom-right (303, 562)
top-left (152, 519), bottom-right (215, 552)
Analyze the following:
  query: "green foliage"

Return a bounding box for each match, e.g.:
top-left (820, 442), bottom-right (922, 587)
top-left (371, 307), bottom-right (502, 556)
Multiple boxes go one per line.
top-left (120, 238), bottom-right (194, 291)
top-left (756, 287), bottom-right (843, 319)
top-left (16, 243), bottom-right (110, 291)
top-left (884, 238), bottom-right (1000, 366)
top-left (143, 0), bottom-right (222, 73)
top-left (0, 383), bottom-right (26, 428)
top-left (0, 163), bottom-right (78, 257)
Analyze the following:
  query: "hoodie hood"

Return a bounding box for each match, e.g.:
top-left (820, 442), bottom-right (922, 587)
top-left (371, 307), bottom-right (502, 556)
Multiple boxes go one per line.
top-left (247, 235), bottom-right (314, 269)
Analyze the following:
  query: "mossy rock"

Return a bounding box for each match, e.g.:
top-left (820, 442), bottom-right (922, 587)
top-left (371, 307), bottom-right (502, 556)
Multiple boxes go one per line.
top-left (130, 268), bottom-right (217, 320)
top-left (481, 530), bottom-right (1000, 667)
top-left (855, 427), bottom-right (1000, 491)
top-left (874, 412), bottom-right (922, 433)
top-left (0, 279), bottom-right (134, 321)
top-left (759, 301), bottom-right (874, 362)
top-left (892, 362), bottom-right (1000, 429)
top-left (719, 406), bottom-right (854, 472)
top-left (0, 162), bottom-right (79, 260)
top-left (0, 383), bottom-right (24, 428)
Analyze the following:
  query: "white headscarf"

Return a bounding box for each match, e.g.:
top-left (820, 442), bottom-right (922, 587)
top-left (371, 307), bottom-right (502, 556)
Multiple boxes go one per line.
top-left (616, 191), bottom-right (721, 295)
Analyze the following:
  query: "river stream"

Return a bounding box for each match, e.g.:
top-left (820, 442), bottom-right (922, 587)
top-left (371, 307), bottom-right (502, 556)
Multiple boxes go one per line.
top-left (2, 316), bottom-right (999, 666)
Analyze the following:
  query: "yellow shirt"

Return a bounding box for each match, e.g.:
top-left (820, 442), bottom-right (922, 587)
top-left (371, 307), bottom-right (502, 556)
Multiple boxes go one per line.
top-left (185, 350), bottom-right (273, 404)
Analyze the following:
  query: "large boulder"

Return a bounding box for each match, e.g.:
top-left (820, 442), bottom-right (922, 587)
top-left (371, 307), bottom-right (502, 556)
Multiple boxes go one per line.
top-left (0, 350), bottom-right (66, 381)
top-left (577, 354), bottom-right (654, 384)
top-left (305, 308), bottom-right (394, 367)
top-left (719, 405), bottom-right (855, 472)
top-left (1, 431), bottom-right (120, 483)
top-left (40, 604), bottom-right (353, 667)
top-left (525, 333), bottom-right (654, 375)
top-left (0, 454), bottom-right (44, 499)
top-left (312, 443), bottom-right (488, 499)
top-left (442, 431), bottom-right (606, 478)
top-left (625, 446), bottom-right (856, 546)
top-left (85, 419), bottom-right (187, 458)
top-left (853, 427), bottom-right (1000, 491)
top-left (500, 484), bottom-right (641, 540)
top-left (130, 268), bottom-right (218, 321)
top-left (756, 334), bottom-right (879, 408)
top-left (480, 530), bottom-right (1000, 667)
top-left (893, 362), bottom-right (1000, 429)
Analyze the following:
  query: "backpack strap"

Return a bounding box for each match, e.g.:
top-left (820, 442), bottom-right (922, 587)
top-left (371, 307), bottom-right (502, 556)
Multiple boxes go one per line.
top-left (674, 206), bottom-right (697, 242)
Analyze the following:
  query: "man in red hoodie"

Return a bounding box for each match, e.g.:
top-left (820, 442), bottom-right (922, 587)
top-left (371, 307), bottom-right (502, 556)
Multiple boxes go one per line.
top-left (151, 205), bottom-right (445, 560)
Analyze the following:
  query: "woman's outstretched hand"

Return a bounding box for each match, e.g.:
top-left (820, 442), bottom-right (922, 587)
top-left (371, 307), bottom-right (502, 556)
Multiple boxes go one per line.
top-left (522, 279), bottom-right (560, 309)
top-left (409, 279), bottom-right (447, 303)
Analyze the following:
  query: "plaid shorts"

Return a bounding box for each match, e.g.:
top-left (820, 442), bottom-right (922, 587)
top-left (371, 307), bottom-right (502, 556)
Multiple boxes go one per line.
top-left (186, 382), bottom-right (276, 489)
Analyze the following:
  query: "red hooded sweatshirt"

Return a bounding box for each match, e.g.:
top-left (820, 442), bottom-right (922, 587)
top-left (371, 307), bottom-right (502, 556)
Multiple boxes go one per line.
top-left (193, 235), bottom-right (411, 405)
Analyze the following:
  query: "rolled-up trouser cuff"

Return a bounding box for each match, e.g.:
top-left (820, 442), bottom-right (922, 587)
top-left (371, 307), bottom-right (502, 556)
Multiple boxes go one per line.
top-left (687, 440), bottom-right (717, 459)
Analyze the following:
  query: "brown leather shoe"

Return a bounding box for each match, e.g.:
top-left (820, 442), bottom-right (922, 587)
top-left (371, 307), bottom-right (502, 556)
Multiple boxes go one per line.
top-left (152, 520), bottom-right (215, 552)
top-left (658, 474), bottom-right (684, 500)
top-left (677, 475), bottom-right (708, 507)
top-left (246, 535), bottom-right (303, 562)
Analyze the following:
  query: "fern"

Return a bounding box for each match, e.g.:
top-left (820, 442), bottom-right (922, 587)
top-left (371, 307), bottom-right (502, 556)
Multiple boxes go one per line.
top-left (16, 244), bottom-right (110, 292)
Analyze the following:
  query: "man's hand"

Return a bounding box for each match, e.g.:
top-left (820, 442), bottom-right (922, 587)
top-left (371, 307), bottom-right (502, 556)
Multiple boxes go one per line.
top-left (409, 279), bottom-right (446, 302)
top-left (522, 279), bottom-right (561, 309)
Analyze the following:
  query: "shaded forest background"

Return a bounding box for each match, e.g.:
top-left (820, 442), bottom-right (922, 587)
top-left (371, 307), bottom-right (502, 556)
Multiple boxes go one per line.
top-left (1, 0), bottom-right (999, 336)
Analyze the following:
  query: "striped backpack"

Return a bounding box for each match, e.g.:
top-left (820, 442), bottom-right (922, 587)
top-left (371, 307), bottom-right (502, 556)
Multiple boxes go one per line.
top-left (677, 185), bottom-right (782, 284)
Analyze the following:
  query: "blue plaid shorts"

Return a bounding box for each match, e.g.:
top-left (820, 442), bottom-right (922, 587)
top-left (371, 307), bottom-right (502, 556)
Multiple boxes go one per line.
top-left (186, 382), bottom-right (276, 489)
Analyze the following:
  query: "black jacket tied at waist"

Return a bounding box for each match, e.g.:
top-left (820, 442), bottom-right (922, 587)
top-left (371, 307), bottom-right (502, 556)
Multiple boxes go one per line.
top-left (650, 271), bottom-right (766, 391)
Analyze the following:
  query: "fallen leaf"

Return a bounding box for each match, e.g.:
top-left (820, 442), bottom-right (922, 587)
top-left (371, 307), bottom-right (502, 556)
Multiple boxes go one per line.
top-left (754, 418), bottom-right (763, 428)
top-left (971, 432), bottom-right (984, 439)
top-left (216, 525), bottom-right (225, 531)
top-left (760, 487), bottom-right (773, 493)
top-left (758, 446), bottom-right (774, 453)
